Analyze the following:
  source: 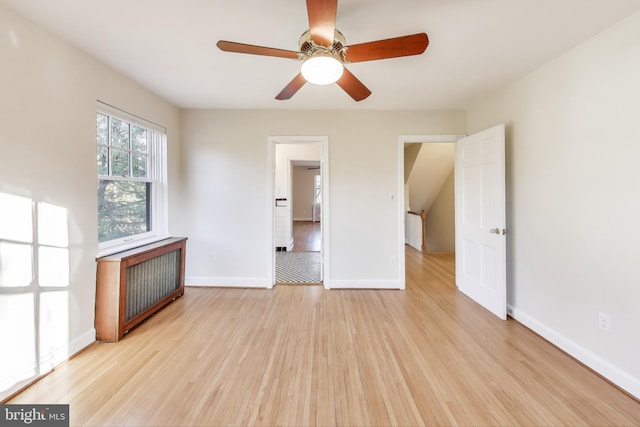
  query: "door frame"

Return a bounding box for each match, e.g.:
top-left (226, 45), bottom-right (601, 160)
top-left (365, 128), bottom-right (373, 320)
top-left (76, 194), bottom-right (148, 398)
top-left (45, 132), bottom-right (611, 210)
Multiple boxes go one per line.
top-left (397, 134), bottom-right (466, 288)
top-left (267, 136), bottom-right (330, 289)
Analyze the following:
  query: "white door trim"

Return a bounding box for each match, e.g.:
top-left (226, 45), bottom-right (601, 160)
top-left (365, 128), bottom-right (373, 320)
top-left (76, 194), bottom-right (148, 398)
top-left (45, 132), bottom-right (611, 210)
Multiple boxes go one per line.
top-left (267, 136), bottom-right (330, 289)
top-left (397, 135), bottom-right (466, 289)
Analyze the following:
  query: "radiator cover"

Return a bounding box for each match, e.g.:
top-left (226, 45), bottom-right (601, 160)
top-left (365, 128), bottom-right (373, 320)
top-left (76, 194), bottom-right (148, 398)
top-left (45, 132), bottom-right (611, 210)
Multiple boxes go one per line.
top-left (95, 237), bottom-right (187, 342)
top-left (125, 248), bottom-right (181, 322)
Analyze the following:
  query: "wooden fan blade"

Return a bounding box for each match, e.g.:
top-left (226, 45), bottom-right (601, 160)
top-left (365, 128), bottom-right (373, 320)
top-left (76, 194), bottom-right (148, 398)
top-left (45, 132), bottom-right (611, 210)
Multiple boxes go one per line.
top-left (345, 33), bottom-right (429, 63)
top-left (276, 73), bottom-right (307, 100)
top-left (336, 68), bottom-right (371, 101)
top-left (217, 41), bottom-right (299, 59)
top-left (306, 0), bottom-right (337, 47)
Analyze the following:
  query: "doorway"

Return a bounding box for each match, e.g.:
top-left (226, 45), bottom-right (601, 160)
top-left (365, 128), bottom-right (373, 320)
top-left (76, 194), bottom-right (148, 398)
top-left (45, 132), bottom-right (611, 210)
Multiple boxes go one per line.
top-left (397, 135), bottom-right (464, 288)
top-left (291, 160), bottom-right (322, 252)
top-left (397, 128), bottom-right (507, 320)
top-left (267, 136), bottom-right (330, 288)
top-left (404, 141), bottom-right (456, 254)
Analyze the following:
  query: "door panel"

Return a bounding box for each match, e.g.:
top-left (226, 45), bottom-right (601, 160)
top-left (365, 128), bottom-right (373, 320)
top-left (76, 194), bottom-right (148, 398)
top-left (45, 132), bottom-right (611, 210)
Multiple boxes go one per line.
top-left (455, 124), bottom-right (506, 319)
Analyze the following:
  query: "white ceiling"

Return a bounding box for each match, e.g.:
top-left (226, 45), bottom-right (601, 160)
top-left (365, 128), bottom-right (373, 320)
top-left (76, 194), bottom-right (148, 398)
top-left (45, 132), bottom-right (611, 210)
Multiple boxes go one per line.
top-left (2, 0), bottom-right (639, 110)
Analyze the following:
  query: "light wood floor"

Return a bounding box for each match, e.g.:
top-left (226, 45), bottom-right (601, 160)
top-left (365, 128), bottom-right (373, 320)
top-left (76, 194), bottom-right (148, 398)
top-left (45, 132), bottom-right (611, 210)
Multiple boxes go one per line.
top-left (292, 221), bottom-right (321, 252)
top-left (9, 247), bottom-right (640, 426)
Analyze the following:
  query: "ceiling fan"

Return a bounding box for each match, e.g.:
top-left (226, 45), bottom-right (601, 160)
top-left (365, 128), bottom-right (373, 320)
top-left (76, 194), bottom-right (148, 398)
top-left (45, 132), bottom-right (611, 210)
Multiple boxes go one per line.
top-left (216, 0), bottom-right (429, 101)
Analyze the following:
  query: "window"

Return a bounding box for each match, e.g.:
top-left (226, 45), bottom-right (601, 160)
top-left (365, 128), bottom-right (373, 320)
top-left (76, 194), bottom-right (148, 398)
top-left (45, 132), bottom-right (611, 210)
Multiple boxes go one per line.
top-left (96, 103), bottom-right (167, 254)
top-left (314, 174), bottom-right (322, 205)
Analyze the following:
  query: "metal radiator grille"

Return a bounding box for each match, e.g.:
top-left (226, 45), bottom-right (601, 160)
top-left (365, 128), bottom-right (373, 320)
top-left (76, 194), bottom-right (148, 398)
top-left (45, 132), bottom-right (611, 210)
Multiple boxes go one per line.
top-left (125, 249), bottom-right (181, 322)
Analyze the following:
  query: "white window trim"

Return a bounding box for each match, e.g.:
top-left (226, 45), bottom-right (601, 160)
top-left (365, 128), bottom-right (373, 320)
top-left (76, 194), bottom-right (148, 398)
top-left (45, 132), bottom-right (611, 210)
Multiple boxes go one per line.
top-left (96, 102), bottom-right (168, 257)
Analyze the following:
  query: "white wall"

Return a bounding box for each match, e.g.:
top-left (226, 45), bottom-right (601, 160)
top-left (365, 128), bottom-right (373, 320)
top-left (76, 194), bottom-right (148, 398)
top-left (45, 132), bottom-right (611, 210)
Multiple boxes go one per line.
top-left (0, 4), bottom-right (181, 400)
top-left (403, 143), bottom-right (422, 184)
top-left (180, 109), bottom-right (466, 288)
top-left (275, 144), bottom-right (321, 200)
top-left (467, 11), bottom-right (640, 398)
top-left (407, 143), bottom-right (455, 214)
top-left (292, 166), bottom-right (318, 221)
top-left (425, 170), bottom-right (455, 253)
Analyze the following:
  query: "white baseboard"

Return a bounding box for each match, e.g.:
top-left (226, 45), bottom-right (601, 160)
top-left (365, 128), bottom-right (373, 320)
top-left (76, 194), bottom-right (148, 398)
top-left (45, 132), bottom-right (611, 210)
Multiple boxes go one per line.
top-left (325, 279), bottom-right (403, 290)
top-left (509, 305), bottom-right (640, 400)
top-left (0, 329), bottom-right (95, 402)
top-left (293, 217), bottom-right (313, 222)
top-left (71, 329), bottom-right (96, 355)
top-left (41, 329), bottom-right (96, 371)
top-left (186, 276), bottom-right (269, 288)
top-left (186, 277), bottom-right (403, 290)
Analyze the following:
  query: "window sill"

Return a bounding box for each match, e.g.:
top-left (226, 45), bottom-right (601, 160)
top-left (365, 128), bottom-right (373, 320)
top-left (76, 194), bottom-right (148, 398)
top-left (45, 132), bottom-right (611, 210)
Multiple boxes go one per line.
top-left (97, 234), bottom-right (170, 258)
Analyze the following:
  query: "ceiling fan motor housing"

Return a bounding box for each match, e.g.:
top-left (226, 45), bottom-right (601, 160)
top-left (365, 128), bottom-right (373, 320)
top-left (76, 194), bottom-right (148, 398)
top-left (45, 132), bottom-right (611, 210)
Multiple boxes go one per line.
top-left (299, 29), bottom-right (348, 62)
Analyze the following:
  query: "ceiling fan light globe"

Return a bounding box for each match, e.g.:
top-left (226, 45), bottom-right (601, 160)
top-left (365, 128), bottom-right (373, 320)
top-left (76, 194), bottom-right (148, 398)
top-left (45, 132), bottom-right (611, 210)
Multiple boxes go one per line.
top-left (301, 56), bottom-right (344, 85)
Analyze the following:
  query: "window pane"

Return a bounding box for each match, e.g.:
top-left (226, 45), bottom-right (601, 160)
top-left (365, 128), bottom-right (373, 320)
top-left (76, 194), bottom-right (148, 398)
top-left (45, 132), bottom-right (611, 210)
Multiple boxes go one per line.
top-left (98, 180), bottom-right (150, 242)
top-left (111, 148), bottom-right (129, 177)
top-left (97, 114), bottom-right (108, 145)
top-left (132, 126), bottom-right (147, 152)
top-left (314, 175), bottom-right (321, 204)
top-left (110, 118), bottom-right (130, 149)
top-left (97, 146), bottom-right (108, 176)
top-left (132, 153), bottom-right (148, 178)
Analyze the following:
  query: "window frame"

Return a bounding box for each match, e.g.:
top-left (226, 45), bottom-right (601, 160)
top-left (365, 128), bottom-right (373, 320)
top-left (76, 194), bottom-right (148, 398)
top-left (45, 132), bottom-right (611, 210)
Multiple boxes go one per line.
top-left (314, 174), bottom-right (322, 205)
top-left (96, 102), bottom-right (168, 256)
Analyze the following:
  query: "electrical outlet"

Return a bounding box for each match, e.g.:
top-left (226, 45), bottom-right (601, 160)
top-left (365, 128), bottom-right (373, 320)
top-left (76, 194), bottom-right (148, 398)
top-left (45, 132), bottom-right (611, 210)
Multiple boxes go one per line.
top-left (390, 256), bottom-right (397, 265)
top-left (598, 312), bottom-right (611, 332)
top-left (210, 253), bottom-right (217, 263)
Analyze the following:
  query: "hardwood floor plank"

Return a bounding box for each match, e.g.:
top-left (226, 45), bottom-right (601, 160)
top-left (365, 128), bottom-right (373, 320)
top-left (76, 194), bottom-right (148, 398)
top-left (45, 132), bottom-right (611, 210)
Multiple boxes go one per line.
top-left (292, 221), bottom-right (321, 252)
top-left (7, 247), bottom-right (640, 426)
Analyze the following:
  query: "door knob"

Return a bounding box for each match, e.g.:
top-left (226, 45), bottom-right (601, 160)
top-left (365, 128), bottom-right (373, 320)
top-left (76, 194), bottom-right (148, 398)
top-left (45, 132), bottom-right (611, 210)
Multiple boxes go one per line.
top-left (490, 228), bottom-right (500, 234)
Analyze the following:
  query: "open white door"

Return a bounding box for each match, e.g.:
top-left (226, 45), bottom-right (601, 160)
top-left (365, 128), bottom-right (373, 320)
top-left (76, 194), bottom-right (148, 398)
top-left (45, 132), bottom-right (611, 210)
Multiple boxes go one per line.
top-left (455, 124), bottom-right (506, 319)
